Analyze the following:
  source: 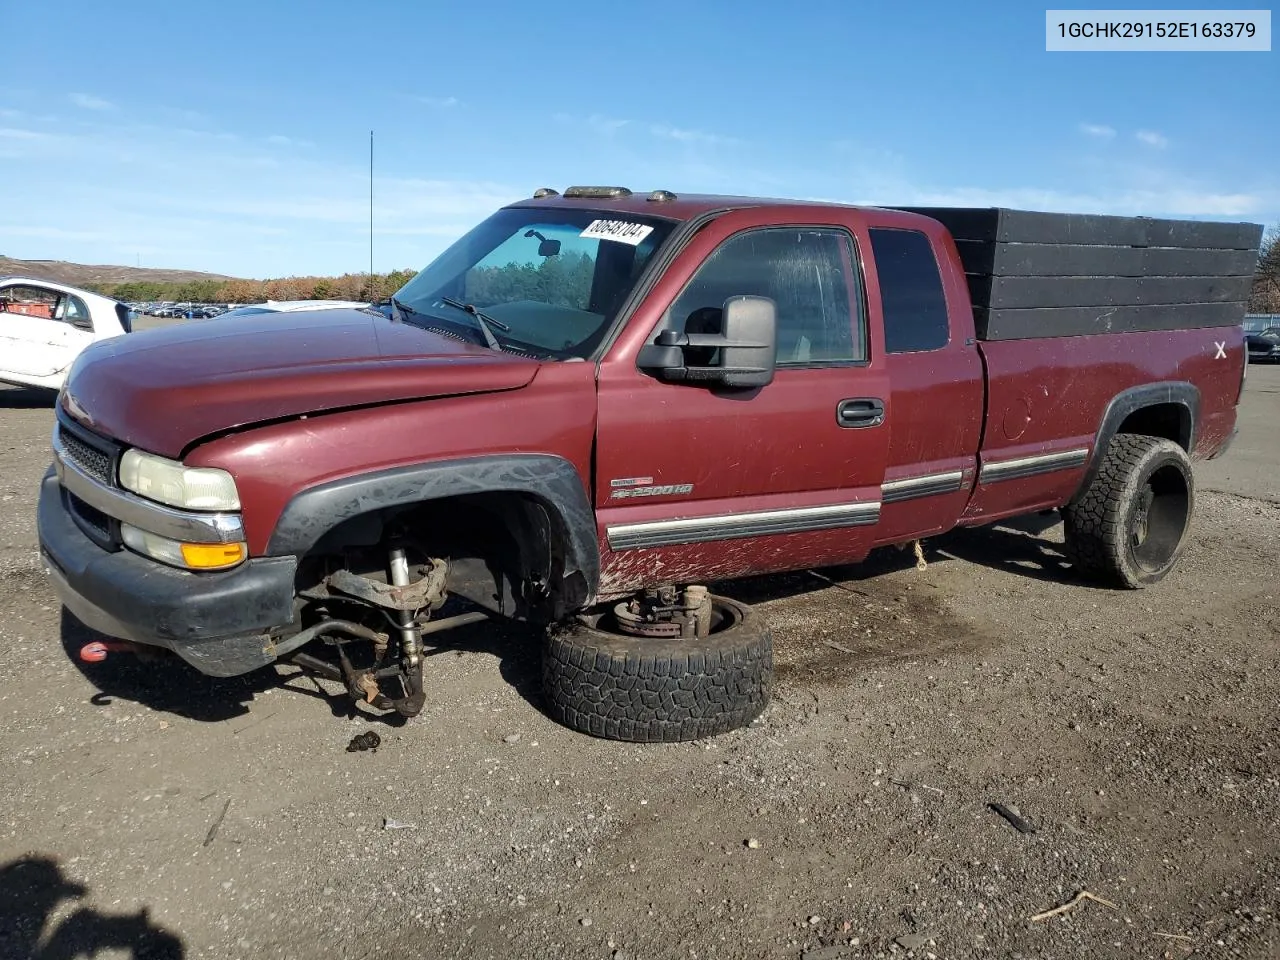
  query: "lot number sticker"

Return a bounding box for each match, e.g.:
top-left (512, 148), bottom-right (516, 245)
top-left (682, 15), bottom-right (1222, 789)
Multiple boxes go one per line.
top-left (580, 219), bottom-right (654, 245)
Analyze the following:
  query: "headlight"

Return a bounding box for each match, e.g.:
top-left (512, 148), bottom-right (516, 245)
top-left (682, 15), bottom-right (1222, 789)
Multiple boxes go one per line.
top-left (119, 449), bottom-right (241, 511)
top-left (121, 524), bottom-right (247, 571)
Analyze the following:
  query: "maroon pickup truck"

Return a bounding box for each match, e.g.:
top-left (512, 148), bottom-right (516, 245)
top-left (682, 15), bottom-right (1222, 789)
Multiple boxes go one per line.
top-left (38, 186), bottom-right (1258, 742)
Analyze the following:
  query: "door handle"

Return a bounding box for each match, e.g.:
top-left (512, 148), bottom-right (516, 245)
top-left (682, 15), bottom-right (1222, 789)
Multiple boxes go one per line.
top-left (837, 397), bottom-right (885, 428)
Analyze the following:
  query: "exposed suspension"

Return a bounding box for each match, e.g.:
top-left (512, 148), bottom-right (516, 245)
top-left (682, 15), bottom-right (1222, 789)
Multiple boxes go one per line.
top-left (287, 543), bottom-right (476, 718)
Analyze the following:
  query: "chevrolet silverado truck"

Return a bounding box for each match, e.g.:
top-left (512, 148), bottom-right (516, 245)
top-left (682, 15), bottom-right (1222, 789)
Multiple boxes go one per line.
top-left (37, 186), bottom-right (1259, 742)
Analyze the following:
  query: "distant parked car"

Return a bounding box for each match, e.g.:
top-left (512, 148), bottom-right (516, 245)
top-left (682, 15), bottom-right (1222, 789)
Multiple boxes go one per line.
top-left (1246, 327), bottom-right (1280, 362)
top-left (0, 276), bottom-right (132, 391)
top-left (216, 299), bottom-right (373, 319)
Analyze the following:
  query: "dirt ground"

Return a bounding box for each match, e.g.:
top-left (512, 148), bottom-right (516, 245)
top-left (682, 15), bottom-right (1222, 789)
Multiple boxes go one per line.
top-left (0, 365), bottom-right (1276, 960)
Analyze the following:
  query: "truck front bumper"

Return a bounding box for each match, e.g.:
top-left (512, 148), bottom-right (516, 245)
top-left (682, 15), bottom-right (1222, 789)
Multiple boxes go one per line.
top-left (37, 468), bottom-right (298, 677)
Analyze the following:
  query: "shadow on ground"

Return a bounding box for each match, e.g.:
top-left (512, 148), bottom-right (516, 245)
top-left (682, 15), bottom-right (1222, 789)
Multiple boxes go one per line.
top-left (59, 603), bottom-right (549, 728)
top-left (714, 509), bottom-right (1087, 607)
top-left (0, 854), bottom-right (184, 960)
top-left (56, 512), bottom-right (1090, 724)
top-left (61, 609), bottom-right (284, 724)
top-left (0, 385), bottom-right (57, 409)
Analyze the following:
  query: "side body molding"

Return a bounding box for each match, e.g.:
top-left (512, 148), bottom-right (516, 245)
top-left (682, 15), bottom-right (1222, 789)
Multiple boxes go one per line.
top-left (1069, 381), bottom-right (1201, 503)
top-left (266, 454), bottom-right (601, 605)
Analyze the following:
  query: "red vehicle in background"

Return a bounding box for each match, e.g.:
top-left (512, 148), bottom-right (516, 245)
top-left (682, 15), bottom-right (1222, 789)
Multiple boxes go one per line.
top-left (37, 186), bottom-right (1258, 741)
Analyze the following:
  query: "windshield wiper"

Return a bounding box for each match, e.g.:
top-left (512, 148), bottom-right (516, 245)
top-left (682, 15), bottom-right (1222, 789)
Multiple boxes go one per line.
top-left (391, 297), bottom-right (427, 322)
top-left (436, 296), bottom-right (510, 351)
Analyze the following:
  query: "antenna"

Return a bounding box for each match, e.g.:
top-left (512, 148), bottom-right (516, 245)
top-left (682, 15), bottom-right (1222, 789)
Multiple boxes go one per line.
top-left (369, 129), bottom-right (374, 289)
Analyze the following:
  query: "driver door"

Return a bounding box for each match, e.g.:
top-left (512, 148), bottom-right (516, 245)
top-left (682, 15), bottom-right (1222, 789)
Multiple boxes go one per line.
top-left (592, 208), bottom-right (892, 595)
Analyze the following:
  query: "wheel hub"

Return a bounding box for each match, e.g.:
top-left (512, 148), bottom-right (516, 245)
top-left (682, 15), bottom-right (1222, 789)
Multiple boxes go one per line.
top-left (612, 585), bottom-right (714, 640)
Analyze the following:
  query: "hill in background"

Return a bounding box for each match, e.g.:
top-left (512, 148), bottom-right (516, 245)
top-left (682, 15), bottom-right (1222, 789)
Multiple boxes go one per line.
top-left (0, 256), bottom-right (238, 287)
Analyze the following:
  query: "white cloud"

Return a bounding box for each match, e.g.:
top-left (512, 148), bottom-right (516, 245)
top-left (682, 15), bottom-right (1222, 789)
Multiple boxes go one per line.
top-left (1136, 129), bottom-right (1169, 148)
top-left (649, 123), bottom-right (738, 146)
top-left (551, 112), bottom-right (630, 134)
top-left (415, 95), bottom-right (459, 108)
top-left (70, 93), bottom-right (115, 111)
top-left (587, 114), bottom-right (629, 133)
top-left (1079, 123), bottom-right (1116, 139)
top-left (0, 127), bottom-right (50, 140)
top-left (0, 116), bottom-right (526, 276)
top-left (157, 107), bottom-right (208, 124)
top-left (555, 113), bottom-right (737, 145)
top-left (853, 184), bottom-right (1263, 218)
top-left (2, 225), bottom-right (120, 243)
top-left (0, 108), bottom-right (22, 119)
top-left (267, 134), bottom-right (315, 148)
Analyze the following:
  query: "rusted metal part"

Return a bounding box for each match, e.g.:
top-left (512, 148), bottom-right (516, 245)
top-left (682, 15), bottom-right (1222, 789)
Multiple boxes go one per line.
top-left (611, 584), bottom-right (713, 640)
top-left (265, 619), bottom-right (385, 659)
top-left (324, 559), bottom-right (448, 612)
top-left (330, 626), bottom-right (426, 718)
top-left (356, 672), bottom-right (381, 705)
top-left (613, 604), bottom-right (684, 637)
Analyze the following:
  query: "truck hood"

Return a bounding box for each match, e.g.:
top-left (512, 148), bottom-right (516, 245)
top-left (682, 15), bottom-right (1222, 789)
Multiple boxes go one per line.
top-left (60, 308), bottom-right (541, 457)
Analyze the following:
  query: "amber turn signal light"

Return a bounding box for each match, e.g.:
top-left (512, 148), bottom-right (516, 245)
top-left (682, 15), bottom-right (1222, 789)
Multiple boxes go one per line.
top-left (180, 542), bottom-right (248, 569)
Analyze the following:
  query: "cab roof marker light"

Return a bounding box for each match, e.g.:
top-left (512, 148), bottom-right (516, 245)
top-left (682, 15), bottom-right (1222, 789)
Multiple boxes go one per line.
top-left (532, 187), bottom-right (559, 198)
top-left (563, 186), bottom-right (632, 199)
top-left (647, 190), bottom-right (677, 202)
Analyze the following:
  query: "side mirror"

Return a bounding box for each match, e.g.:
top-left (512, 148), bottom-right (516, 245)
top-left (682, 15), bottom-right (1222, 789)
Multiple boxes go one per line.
top-left (638, 295), bottom-right (777, 389)
top-left (524, 229), bottom-right (561, 257)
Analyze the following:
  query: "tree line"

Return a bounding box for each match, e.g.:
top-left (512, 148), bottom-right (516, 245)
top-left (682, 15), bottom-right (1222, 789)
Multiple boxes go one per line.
top-left (84, 270), bottom-right (419, 305)
top-left (85, 253), bottom-right (600, 309)
top-left (1250, 227), bottom-right (1280, 313)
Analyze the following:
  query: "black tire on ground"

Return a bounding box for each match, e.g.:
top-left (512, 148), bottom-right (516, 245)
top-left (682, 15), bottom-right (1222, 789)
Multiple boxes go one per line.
top-left (541, 595), bottom-right (773, 742)
top-left (1062, 433), bottom-right (1195, 588)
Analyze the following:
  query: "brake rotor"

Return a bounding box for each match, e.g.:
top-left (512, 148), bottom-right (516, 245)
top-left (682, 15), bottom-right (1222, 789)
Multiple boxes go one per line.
top-left (612, 601), bottom-right (686, 638)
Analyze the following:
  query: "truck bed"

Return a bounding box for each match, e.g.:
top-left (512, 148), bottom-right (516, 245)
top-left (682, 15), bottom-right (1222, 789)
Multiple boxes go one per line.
top-left (900, 207), bottom-right (1263, 340)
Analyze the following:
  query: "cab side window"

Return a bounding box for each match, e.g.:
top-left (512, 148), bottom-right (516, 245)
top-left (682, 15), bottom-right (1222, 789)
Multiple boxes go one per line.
top-left (663, 227), bottom-right (866, 365)
top-left (868, 227), bottom-right (950, 353)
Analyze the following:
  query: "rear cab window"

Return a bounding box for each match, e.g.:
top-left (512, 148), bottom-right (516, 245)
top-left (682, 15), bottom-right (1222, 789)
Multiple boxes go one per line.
top-left (868, 228), bottom-right (950, 353)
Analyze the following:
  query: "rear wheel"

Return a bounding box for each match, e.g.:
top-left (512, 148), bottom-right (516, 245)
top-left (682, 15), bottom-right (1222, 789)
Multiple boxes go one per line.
top-left (1062, 433), bottom-right (1195, 588)
top-left (542, 594), bottom-right (773, 742)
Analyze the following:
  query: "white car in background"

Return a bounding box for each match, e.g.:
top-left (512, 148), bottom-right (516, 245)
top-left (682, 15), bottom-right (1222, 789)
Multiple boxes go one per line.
top-left (0, 277), bottom-right (132, 392)
top-left (216, 299), bottom-right (373, 319)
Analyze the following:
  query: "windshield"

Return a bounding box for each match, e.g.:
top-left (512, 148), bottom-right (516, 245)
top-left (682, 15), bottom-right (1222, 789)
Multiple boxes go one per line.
top-left (391, 206), bottom-right (677, 360)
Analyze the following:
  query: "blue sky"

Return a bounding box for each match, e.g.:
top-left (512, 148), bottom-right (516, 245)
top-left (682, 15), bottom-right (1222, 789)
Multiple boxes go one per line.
top-left (1, 0), bottom-right (1275, 279)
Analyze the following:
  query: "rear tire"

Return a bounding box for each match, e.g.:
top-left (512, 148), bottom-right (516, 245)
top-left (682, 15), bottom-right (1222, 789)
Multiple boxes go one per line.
top-left (541, 595), bottom-right (773, 742)
top-left (1062, 433), bottom-right (1195, 588)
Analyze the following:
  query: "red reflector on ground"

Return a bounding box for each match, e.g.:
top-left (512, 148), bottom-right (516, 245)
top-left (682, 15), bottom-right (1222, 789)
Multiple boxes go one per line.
top-left (79, 642), bottom-right (109, 662)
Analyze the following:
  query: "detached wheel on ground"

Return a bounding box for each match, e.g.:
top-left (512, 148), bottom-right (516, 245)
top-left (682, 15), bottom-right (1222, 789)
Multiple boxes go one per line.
top-left (1062, 433), bottom-right (1195, 588)
top-left (541, 594), bottom-right (773, 742)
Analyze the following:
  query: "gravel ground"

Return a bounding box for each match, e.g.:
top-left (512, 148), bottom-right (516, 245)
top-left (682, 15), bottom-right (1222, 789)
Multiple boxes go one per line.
top-left (0, 366), bottom-right (1276, 960)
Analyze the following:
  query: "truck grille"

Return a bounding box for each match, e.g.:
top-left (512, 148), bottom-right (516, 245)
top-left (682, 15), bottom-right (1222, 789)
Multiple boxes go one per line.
top-left (55, 410), bottom-right (123, 487)
top-left (54, 410), bottom-right (126, 550)
top-left (59, 430), bottom-right (114, 485)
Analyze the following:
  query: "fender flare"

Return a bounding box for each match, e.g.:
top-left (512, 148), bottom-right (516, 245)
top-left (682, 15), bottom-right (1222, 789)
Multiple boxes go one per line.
top-left (265, 454), bottom-right (600, 604)
top-left (1069, 381), bottom-right (1200, 503)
